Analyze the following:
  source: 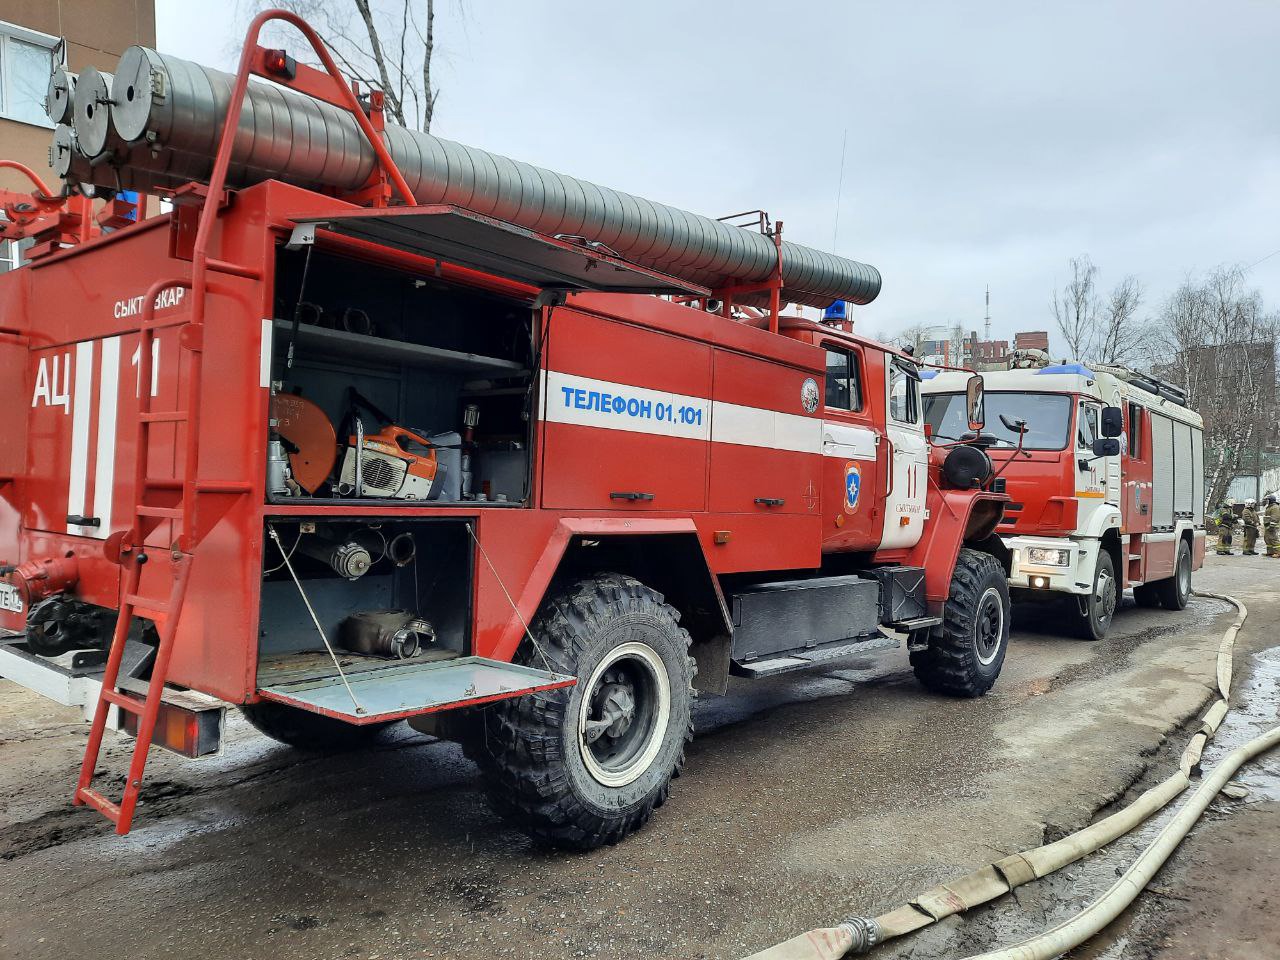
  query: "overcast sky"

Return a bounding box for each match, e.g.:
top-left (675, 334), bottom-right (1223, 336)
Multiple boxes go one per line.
top-left (154, 0), bottom-right (1280, 352)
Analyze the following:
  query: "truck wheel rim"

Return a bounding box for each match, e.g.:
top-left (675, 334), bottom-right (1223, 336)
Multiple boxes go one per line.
top-left (1096, 568), bottom-right (1116, 625)
top-left (578, 641), bottom-right (671, 788)
top-left (975, 587), bottom-right (1004, 665)
top-left (1178, 551), bottom-right (1190, 596)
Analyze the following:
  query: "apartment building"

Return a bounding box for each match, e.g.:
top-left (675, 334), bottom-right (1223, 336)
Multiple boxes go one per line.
top-left (0, 1), bottom-right (155, 269)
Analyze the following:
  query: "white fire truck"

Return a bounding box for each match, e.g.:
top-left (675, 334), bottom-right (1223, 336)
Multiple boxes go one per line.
top-left (923, 361), bottom-right (1206, 639)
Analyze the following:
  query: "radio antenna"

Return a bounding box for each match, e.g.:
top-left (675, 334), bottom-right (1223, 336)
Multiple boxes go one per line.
top-left (832, 128), bottom-right (848, 250)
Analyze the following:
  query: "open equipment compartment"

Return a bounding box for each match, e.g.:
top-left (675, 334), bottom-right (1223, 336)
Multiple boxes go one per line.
top-left (266, 242), bottom-right (538, 507)
top-left (254, 514), bottom-right (577, 723)
top-left (249, 207), bottom-right (709, 721)
top-left (252, 515), bottom-right (571, 722)
top-left (258, 516), bottom-right (471, 657)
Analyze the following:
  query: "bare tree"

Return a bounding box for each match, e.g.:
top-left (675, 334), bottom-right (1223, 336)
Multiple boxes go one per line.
top-left (1051, 255), bottom-right (1099, 361)
top-left (1094, 275), bottom-right (1149, 367)
top-left (1153, 265), bottom-right (1280, 506)
top-left (894, 322), bottom-right (932, 357)
top-left (245, 0), bottom-right (446, 132)
top-left (421, 0), bottom-right (438, 131)
top-left (947, 321), bottom-right (967, 367)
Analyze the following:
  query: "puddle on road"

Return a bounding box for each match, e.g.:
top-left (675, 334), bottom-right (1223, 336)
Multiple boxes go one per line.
top-left (1205, 645), bottom-right (1280, 803)
top-left (1089, 936), bottom-right (1131, 960)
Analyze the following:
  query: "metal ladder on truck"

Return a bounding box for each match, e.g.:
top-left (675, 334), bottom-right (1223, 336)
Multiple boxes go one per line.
top-left (73, 277), bottom-right (204, 832)
top-left (72, 8), bottom-right (419, 834)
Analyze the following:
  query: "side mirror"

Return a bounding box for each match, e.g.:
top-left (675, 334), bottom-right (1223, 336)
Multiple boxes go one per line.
top-left (1092, 437), bottom-right (1120, 458)
top-left (1101, 405), bottom-right (1123, 438)
top-left (965, 374), bottom-right (985, 431)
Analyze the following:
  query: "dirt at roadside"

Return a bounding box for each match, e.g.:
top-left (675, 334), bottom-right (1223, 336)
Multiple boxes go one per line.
top-left (937, 560), bottom-right (1280, 960)
top-left (1069, 568), bottom-right (1280, 960)
top-left (1115, 802), bottom-right (1280, 960)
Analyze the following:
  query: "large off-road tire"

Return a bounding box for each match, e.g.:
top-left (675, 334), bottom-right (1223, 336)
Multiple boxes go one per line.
top-left (472, 572), bottom-right (695, 850)
top-left (1155, 538), bottom-right (1192, 611)
top-left (1132, 582), bottom-right (1161, 608)
top-left (1072, 550), bottom-right (1118, 641)
top-left (911, 548), bottom-right (1010, 697)
top-left (240, 701), bottom-right (397, 750)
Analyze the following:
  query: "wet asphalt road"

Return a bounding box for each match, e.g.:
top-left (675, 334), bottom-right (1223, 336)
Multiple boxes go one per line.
top-left (0, 556), bottom-right (1263, 960)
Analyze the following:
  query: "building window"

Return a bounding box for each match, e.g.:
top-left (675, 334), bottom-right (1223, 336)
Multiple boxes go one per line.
top-left (0, 21), bottom-right (60, 128)
top-left (824, 347), bottom-right (863, 412)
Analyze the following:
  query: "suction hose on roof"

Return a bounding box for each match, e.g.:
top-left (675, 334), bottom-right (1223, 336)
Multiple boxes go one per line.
top-left (57, 46), bottom-right (883, 309)
top-left (745, 592), bottom-right (1268, 960)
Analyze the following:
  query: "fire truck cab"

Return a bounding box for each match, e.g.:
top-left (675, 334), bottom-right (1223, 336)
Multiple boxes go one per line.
top-left (923, 362), bottom-right (1206, 639)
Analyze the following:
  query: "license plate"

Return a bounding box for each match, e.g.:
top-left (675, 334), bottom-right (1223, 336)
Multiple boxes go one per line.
top-left (0, 583), bottom-right (23, 615)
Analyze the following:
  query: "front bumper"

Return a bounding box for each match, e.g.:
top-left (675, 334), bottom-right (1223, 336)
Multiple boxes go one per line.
top-left (1006, 535), bottom-right (1096, 596)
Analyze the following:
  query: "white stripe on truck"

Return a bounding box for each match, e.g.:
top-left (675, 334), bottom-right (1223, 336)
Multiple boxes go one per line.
top-left (66, 340), bottom-right (95, 535)
top-left (90, 336), bottom-right (121, 540)
top-left (711, 401), bottom-right (821, 455)
top-left (540, 370), bottom-right (847, 456)
top-left (541, 370), bottom-right (711, 441)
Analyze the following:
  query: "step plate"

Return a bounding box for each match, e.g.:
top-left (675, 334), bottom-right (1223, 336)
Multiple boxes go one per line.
top-left (731, 633), bottom-right (900, 679)
top-left (257, 655), bottom-right (575, 724)
top-left (892, 615), bottom-right (943, 632)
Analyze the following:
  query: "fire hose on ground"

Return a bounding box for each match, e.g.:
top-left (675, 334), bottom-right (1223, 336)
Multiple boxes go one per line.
top-left (746, 592), bottom-right (1271, 960)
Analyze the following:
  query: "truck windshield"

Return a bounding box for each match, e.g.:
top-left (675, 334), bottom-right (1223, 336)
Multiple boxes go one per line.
top-left (924, 391), bottom-right (1073, 450)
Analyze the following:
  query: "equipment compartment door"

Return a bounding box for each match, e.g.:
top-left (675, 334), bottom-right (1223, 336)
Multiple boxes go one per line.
top-left (540, 309), bottom-right (710, 511)
top-left (707, 349), bottom-right (821, 516)
top-left (1122, 401), bottom-right (1153, 534)
top-left (1149, 413), bottom-right (1175, 530)
top-left (25, 332), bottom-right (179, 540)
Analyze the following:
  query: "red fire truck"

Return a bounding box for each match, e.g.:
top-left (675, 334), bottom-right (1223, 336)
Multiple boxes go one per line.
top-left (923, 361), bottom-right (1206, 640)
top-left (0, 12), bottom-right (1011, 849)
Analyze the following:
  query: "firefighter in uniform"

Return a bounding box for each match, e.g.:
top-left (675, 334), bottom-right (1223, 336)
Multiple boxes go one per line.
top-left (1215, 503), bottom-right (1238, 555)
top-left (1242, 498), bottom-right (1260, 555)
top-left (1265, 494), bottom-right (1280, 558)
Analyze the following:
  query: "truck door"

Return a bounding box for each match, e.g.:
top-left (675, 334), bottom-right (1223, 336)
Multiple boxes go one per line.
top-left (820, 342), bottom-right (882, 550)
top-left (1075, 399), bottom-right (1106, 530)
top-left (881, 355), bottom-right (926, 549)
top-left (1104, 387), bottom-right (1123, 507)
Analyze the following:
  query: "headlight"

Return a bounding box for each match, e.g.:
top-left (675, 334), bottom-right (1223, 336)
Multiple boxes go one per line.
top-left (1026, 547), bottom-right (1071, 566)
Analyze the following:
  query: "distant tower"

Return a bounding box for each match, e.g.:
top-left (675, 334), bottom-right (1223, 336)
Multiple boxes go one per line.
top-left (984, 285), bottom-right (991, 341)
